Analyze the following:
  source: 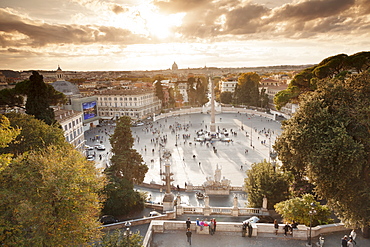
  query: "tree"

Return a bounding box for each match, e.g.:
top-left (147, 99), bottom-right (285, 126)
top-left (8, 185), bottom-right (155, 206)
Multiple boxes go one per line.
top-left (94, 229), bottom-right (143, 247)
top-left (219, 91), bottom-right (233, 104)
top-left (274, 72), bottom-right (370, 233)
top-left (0, 112), bottom-right (67, 156)
top-left (154, 78), bottom-right (164, 106)
top-left (274, 51), bottom-right (370, 109)
top-left (0, 145), bottom-right (105, 246)
top-left (275, 194), bottom-right (333, 226)
top-left (25, 71), bottom-right (56, 125)
top-left (103, 116), bottom-right (148, 216)
top-left (234, 72), bottom-right (260, 106)
top-left (0, 115), bottom-right (20, 171)
top-left (108, 116), bottom-right (148, 183)
top-left (244, 160), bottom-right (290, 209)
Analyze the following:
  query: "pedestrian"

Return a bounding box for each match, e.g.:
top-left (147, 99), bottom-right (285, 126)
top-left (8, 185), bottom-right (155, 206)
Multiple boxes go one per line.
top-left (210, 219), bottom-right (215, 235)
top-left (242, 222), bottom-right (247, 237)
top-left (213, 218), bottom-right (217, 232)
top-left (247, 222), bottom-right (253, 237)
top-left (186, 218), bottom-right (191, 229)
top-left (240, 164), bottom-right (243, 170)
top-left (349, 229), bottom-right (357, 245)
top-left (274, 219), bottom-right (279, 235)
top-left (186, 228), bottom-right (192, 245)
top-left (283, 222), bottom-right (290, 236)
top-left (342, 235), bottom-right (348, 247)
top-left (347, 239), bottom-right (354, 247)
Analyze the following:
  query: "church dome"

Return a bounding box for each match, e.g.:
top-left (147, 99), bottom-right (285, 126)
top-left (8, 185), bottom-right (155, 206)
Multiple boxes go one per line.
top-left (172, 61), bottom-right (178, 71)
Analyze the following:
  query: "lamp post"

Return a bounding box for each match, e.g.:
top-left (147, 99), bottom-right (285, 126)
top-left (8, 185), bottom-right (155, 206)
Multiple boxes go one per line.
top-left (124, 221), bottom-right (132, 247)
top-left (308, 202), bottom-right (316, 246)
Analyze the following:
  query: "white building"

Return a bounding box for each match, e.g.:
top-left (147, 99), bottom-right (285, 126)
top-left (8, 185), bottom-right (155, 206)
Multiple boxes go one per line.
top-left (220, 78), bottom-right (238, 93)
top-left (54, 108), bottom-right (85, 151)
top-left (96, 89), bottom-right (161, 121)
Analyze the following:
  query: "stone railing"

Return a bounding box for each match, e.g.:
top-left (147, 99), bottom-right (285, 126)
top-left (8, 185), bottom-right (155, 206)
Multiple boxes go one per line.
top-left (178, 205), bottom-right (268, 217)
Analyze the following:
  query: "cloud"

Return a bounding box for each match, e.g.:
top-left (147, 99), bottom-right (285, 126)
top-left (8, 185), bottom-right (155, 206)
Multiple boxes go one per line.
top-left (168, 0), bottom-right (370, 40)
top-left (0, 8), bottom-right (152, 48)
top-left (154, 0), bottom-right (211, 14)
top-left (111, 4), bottom-right (128, 14)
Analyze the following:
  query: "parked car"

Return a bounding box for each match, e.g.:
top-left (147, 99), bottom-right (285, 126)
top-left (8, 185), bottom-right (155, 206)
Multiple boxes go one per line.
top-left (99, 215), bottom-right (118, 225)
top-left (86, 155), bottom-right (94, 161)
top-left (85, 145), bottom-right (94, 150)
top-left (149, 211), bottom-right (161, 217)
top-left (96, 145), bottom-right (106, 151)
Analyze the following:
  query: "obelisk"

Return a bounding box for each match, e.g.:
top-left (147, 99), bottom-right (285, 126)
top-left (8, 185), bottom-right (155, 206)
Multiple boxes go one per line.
top-left (210, 76), bottom-right (216, 132)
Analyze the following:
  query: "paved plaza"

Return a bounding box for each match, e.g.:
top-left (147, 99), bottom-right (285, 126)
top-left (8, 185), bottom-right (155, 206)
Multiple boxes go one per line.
top-left (132, 111), bottom-right (281, 188)
top-left (85, 110), bottom-right (282, 206)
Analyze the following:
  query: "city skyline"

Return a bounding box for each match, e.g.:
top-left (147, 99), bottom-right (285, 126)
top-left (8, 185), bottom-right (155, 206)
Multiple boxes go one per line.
top-left (0, 0), bottom-right (369, 71)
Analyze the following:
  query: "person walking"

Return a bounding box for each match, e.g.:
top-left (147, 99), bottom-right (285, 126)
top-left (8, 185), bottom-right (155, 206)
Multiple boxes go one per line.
top-left (274, 219), bottom-right (279, 235)
top-left (213, 218), bottom-right (217, 233)
top-left (341, 235), bottom-right (348, 247)
top-left (186, 228), bottom-right (192, 245)
top-left (186, 218), bottom-right (191, 229)
top-left (347, 239), bottom-right (354, 247)
top-left (350, 229), bottom-right (357, 245)
top-left (210, 219), bottom-right (215, 235)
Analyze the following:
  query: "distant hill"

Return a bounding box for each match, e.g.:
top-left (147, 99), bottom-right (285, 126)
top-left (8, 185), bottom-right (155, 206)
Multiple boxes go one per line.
top-left (0, 70), bottom-right (21, 78)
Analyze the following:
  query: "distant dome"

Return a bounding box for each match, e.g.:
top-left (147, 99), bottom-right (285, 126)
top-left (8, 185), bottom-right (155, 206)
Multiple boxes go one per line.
top-left (172, 62), bottom-right (178, 71)
top-left (51, 80), bottom-right (80, 95)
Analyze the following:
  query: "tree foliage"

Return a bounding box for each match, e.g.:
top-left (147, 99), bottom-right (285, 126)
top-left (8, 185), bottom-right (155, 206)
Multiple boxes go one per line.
top-left (94, 229), bottom-right (143, 247)
top-left (244, 160), bottom-right (290, 209)
top-left (219, 91), bottom-right (233, 104)
top-left (274, 194), bottom-right (333, 226)
top-left (0, 112), bottom-right (67, 156)
top-left (0, 115), bottom-right (20, 171)
top-left (103, 116), bottom-right (148, 216)
top-left (0, 145), bottom-right (105, 246)
top-left (274, 72), bottom-right (370, 228)
top-left (234, 72), bottom-right (260, 106)
top-left (25, 71), bottom-right (56, 125)
top-left (154, 77), bottom-right (164, 106)
top-left (274, 51), bottom-right (370, 109)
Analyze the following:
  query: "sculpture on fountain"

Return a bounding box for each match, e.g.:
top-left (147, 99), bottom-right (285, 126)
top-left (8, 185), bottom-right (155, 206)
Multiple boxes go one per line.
top-left (202, 164), bottom-right (231, 195)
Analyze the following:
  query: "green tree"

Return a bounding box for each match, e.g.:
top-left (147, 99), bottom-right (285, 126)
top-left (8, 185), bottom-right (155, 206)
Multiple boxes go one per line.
top-left (219, 91), bottom-right (233, 104)
top-left (94, 229), bottom-right (143, 247)
top-left (234, 72), bottom-right (260, 106)
top-left (0, 88), bottom-right (24, 108)
top-left (0, 115), bottom-right (20, 171)
top-left (274, 72), bottom-right (370, 232)
top-left (0, 145), bottom-right (105, 246)
top-left (244, 160), bottom-right (290, 209)
top-left (103, 116), bottom-right (148, 216)
top-left (25, 71), bottom-right (57, 125)
top-left (274, 51), bottom-right (370, 109)
top-left (0, 112), bottom-right (67, 156)
top-left (274, 194), bottom-right (333, 226)
top-left (154, 78), bottom-right (164, 106)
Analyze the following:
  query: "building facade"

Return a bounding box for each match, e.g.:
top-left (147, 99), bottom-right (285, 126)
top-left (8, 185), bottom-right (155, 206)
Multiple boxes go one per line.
top-left (96, 89), bottom-right (161, 121)
top-left (220, 78), bottom-right (238, 93)
top-left (54, 108), bottom-right (85, 151)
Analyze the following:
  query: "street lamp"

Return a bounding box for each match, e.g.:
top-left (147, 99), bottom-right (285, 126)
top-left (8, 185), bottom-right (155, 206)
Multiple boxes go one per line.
top-left (308, 202), bottom-right (317, 246)
top-left (124, 221), bottom-right (132, 246)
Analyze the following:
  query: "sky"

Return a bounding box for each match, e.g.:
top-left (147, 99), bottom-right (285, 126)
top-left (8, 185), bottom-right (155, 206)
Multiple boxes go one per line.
top-left (0, 0), bottom-right (369, 71)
